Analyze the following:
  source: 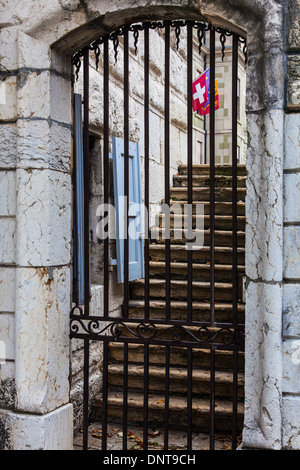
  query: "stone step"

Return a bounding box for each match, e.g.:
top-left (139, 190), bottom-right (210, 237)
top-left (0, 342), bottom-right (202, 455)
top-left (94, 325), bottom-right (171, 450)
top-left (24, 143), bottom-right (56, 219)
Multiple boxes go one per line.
top-left (130, 279), bottom-right (240, 301)
top-left (169, 200), bottom-right (245, 216)
top-left (127, 299), bottom-right (245, 323)
top-left (178, 164), bottom-right (247, 177)
top-left (149, 244), bottom-right (245, 265)
top-left (151, 228), bottom-right (245, 247)
top-left (169, 186), bottom-right (246, 202)
top-left (148, 261), bottom-right (245, 283)
top-left (107, 364), bottom-right (244, 399)
top-left (94, 391), bottom-right (244, 432)
top-left (159, 214), bottom-right (245, 231)
top-left (109, 343), bottom-right (245, 371)
top-left (173, 174), bottom-right (247, 188)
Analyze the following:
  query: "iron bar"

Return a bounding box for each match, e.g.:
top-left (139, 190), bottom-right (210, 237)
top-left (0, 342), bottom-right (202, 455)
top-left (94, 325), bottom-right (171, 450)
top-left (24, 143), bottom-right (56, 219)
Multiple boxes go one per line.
top-left (144, 24), bottom-right (150, 322)
top-left (103, 37), bottom-right (109, 320)
top-left (187, 21), bottom-right (193, 324)
top-left (210, 346), bottom-right (216, 450)
top-left (83, 49), bottom-right (90, 317)
top-left (143, 343), bottom-right (149, 450)
top-left (82, 48), bottom-right (90, 451)
top-left (187, 347), bottom-right (193, 450)
top-left (123, 26), bottom-right (129, 319)
top-left (101, 341), bottom-right (109, 450)
top-left (232, 34), bottom-right (239, 450)
top-left (209, 27), bottom-right (216, 326)
top-left (123, 342), bottom-right (128, 450)
top-left (164, 21), bottom-right (171, 322)
top-left (164, 345), bottom-right (170, 449)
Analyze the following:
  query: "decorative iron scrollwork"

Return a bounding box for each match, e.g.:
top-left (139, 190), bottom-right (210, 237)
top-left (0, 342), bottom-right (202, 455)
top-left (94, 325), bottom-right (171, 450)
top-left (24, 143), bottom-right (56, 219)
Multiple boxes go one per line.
top-left (71, 20), bottom-right (247, 80)
top-left (70, 316), bottom-right (245, 349)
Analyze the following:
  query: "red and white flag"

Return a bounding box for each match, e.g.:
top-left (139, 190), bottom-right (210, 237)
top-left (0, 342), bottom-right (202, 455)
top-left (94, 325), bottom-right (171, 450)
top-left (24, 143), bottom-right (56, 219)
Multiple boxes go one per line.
top-left (192, 71), bottom-right (208, 113)
top-left (192, 69), bottom-right (219, 115)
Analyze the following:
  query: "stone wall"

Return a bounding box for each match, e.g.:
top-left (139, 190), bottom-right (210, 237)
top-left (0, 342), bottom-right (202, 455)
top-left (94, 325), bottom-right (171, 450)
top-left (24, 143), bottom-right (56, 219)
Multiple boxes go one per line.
top-left (0, 0), bottom-right (298, 450)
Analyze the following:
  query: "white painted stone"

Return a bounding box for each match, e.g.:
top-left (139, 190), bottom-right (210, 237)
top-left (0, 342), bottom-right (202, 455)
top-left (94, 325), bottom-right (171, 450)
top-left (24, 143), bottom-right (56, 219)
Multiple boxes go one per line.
top-left (2, 403), bottom-right (73, 450)
top-left (0, 170), bottom-right (16, 217)
top-left (243, 281), bottom-right (282, 450)
top-left (15, 266), bottom-right (71, 414)
top-left (283, 283), bottom-right (300, 338)
top-left (283, 226), bottom-right (300, 279)
top-left (284, 173), bottom-right (300, 222)
top-left (0, 268), bottom-right (15, 313)
top-left (0, 124), bottom-right (17, 169)
top-left (0, 218), bottom-right (16, 264)
top-left (0, 28), bottom-right (18, 71)
top-left (16, 169), bottom-right (71, 267)
top-left (284, 114), bottom-right (300, 170)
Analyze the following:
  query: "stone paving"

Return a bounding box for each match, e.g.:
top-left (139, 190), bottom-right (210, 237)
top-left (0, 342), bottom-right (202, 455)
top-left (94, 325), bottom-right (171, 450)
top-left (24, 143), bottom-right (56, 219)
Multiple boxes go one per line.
top-left (73, 422), bottom-right (237, 451)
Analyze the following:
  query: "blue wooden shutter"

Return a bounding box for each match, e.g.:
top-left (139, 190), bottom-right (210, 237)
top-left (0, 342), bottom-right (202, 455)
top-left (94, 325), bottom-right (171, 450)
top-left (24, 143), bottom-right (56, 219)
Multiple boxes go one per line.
top-left (73, 94), bottom-right (85, 304)
top-left (112, 137), bottom-right (144, 283)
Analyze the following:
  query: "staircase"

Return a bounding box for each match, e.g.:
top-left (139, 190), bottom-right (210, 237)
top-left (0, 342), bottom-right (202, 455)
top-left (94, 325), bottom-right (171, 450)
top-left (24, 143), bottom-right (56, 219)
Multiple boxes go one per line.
top-left (94, 164), bottom-right (246, 437)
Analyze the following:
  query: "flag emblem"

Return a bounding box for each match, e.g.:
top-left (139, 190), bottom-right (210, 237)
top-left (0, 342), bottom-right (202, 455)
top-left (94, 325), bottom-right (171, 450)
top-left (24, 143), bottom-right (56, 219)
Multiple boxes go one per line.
top-left (192, 69), bottom-right (219, 116)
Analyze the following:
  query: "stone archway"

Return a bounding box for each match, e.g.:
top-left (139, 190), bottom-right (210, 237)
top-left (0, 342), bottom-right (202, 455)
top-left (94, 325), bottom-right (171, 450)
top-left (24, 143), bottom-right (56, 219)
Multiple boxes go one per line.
top-left (0, 0), bottom-right (286, 450)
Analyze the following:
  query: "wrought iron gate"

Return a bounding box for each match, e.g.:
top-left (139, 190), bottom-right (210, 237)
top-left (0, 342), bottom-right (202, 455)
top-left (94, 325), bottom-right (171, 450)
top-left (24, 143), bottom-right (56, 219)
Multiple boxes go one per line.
top-left (70, 19), bottom-right (247, 451)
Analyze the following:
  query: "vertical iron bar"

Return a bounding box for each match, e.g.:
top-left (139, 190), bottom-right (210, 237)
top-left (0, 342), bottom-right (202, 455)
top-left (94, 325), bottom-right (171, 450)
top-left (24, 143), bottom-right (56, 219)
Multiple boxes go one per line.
top-left (123, 342), bottom-right (128, 450)
top-left (82, 48), bottom-right (90, 451)
top-left (83, 49), bottom-right (90, 317)
top-left (143, 344), bottom-right (149, 451)
top-left (123, 27), bottom-right (129, 319)
top-left (232, 33), bottom-right (239, 450)
top-left (164, 21), bottom-right (171, 321)
top-left (144, 24), bottom-right (150, 322)
top-left (187, 347), bottom-right (193, 450)
top-left (232, 33), bottom-right (238, 327)
top-left (103, 37), bottom-right (109, 320)
top-left (210, 346), bottom-right (215, 450)
top-left (102, 341), bottom-right (109, 450)
top-left (164, 345), bottom-right (170, 449)
top-left (209, 27), bottom-right (216, 326)
top-left (187, 21), bottom-right (193, 323)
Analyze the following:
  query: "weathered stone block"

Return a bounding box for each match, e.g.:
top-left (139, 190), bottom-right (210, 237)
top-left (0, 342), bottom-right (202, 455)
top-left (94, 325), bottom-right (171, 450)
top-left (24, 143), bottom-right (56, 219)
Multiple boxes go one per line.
top-left (243, 280), bottom-right (283, 450)
top-left (283, 226), bottom-right (300, 279)
top-left (282, 396), bottom-right (300, 449)
top-left (0, 267), bottom-right (15, 313)
top-left (0, 170), bottom-right (16, 217)
top-left (0, 124), bottom-right (17, 169)
top-left (17, 119), bottom-right (71, 171)
top-left (284, 113), bottom-right (300, 170)
top-left (16, 169), bottom-right (71, 266)
top-left (283, 339), bottom-right (300, 395)
top-left (283, 283), bottom-right (300, 337)
top-left (286, 55), bottom-right (300, 111)
top-left (284, 173), bottom-right (300, 222)
top-left (17, 70), bottom-right (50, 119)
top-left (246, 109), bottom-right (284, 282)
top-left (0, 75), bottom-right (17, 122)
top-left (0, 313), bottom-right (15, 362)
top-left (0, 218), bottom-right (16, 264)
top-left (1, 403), bottom-right (73, 450)
top-left (15, 266), bottom-right (71, 414)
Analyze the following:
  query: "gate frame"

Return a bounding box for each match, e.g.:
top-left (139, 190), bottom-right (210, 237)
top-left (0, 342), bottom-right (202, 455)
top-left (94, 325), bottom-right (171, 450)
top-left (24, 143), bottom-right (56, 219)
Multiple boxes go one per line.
top-left (1, 0), bottom-right (285, 451)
